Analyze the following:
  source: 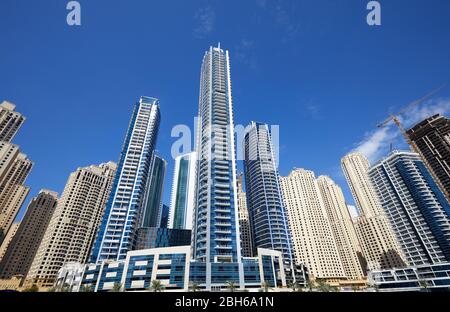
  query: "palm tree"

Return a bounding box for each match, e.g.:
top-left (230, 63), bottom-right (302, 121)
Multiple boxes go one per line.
top-left (22, 284), bottom-right (39, 292)
top-left (418, 279), bottom-right (429, 292)
top-left (80, 285), bottom-right (94, 292)
top-left (149, 280), bottom-right (164, 292)
top-left (287, 281), bottom-right (299, 292)
top-left (110, 282), bottom-right (123, 292)
top-left (261, 281), bottom-right (270, 292)
top-left (226, 281), bottom-right (237, 292)
top-left (316, 280), bottom-right (331, 292)
top-left (189, 282), bottom-right (201, 292)
top-left (306, 280), bottom-right (315, 292)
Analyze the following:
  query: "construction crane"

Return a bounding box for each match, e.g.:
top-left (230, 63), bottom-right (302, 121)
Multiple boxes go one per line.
top-left (377, 84), bottom-right (448, 201)
top-left (377, 85), bottom-right (446, 145)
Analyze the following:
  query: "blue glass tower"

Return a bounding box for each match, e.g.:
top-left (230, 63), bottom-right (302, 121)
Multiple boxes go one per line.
top-left (91, 96), bottom-right (161, 262)
top-left (369, 151), bottom-right (450, 265)
top-left (243, 121), bottom-right (295, 279)
top-left (141, 154), bottom-right (167, 228)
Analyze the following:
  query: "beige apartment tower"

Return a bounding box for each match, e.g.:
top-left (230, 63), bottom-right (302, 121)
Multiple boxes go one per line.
top-left (27, 162), bottom-right (116, 287)
top-left (0, 142), bottom-right (33, 244)
top-left (316, 176), bottom-right (365, 280)
top-left (0, 190), bottom-right (58, 279)
top-left (280, 168), bottom-right (346, 282)
top-left (237, 174), bottom-right (253, 257)
top-left (0, 222), bottom-right (20, 261)
top-left (341, 152), bottom-right (406, 271)
top-left (0, 101), bottom-right (25, 143)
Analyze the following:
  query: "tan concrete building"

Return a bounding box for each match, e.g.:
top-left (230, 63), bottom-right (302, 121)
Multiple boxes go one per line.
top-left (0, 222), bottom-right (20, 261)
top-left (0, 101), bottom-right (25, 143)
top-left (0, 142), bottom-right (33, 244)
top-left (316, 175), bottom-right (365, 280)
top-left (27, 162), bottom-right (116, 287)
top-left (280, 168), bottom-right (346, 282)
top-left (237, 173), bottom-right (253, 257)
top-left (0, 275), bottom-right (24, 291)
top-left (0, 190), bottom-right (58, 279)
top-left (341, 152), bottom-right (406, 271)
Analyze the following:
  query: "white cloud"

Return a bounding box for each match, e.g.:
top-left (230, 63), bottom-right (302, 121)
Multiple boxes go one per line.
top-left (347, 205), bottom-right (359, 219)
top-left (193, 6), bottom-right (215, 38)
top-left (353, 98), bottom-right (450, 164)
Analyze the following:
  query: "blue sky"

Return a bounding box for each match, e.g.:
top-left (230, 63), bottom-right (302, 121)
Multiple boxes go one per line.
top-left (1, 0), bottom-right (450, 220)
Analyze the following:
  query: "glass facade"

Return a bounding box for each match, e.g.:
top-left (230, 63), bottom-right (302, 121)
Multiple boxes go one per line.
top-left (141, 155), bottom-right (167, 228)
top-left (243, 122), bottom-right (294, 277)
top-left (136, 227), bottom-right (191, 250)
top-left (90, 96), bottom-right (161, 262)
top-left (369, 151), bottom-right (450, 266)
top-left (169, 152), bottom-right (196, 230)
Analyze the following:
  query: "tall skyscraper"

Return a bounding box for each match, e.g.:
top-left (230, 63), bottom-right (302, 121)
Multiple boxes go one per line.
top-left (341, 152), bottom-right (406, 271)
top-left (0, 190), bottom-right (58, 279)
top-left (91, 96), bottom-right (161, 262)
top-left (0, 143), bottom-right (32, 244)
top-left (27, 163), bottom-right (116, 287)
top-left (243, 121), bottom-right (293, 265)
top-left (280, 169), bottom-right (346, 281)
top-left (0, 101), bottom-right (25, 143)
top-left (141, 154), bottom-right (167, 228)
top-left (316, 176), bottom-right (365, 280)
top-left (369, 151), bottom-right (450, 265)
top-left (406, 114), bottom-right (450, 202)
top-left (192, 45), bottom-right (241, 266)
top-left (236, 173), bottom-right (253, 258)
top-left (169, 152), bottom-right (196, 230)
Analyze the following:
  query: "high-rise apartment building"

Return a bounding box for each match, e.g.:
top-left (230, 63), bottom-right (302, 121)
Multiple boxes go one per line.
top-left (0, 222), bottom-right (20, 261)
top-left (27, 163), bottom-right (116, 287)
top-left (91, 96), bottom-right (161, 262)
top-left (316, 176), bottom-right (365, 280)
top-left (341, 152), bottom-right (406, 271)
top-left (190, 45), bottom-right (244, 290)
top-left (0, 101), bottom-right (25, 143)
top-left (280, 169), bottom-right (346, 281)
top-left (0, 143), bottom-right (32, 244)
top-left (369, 151), bottom-right (450, 265)
top-left (236, 173), bottom-right (252, 257)
top-left (0, 190), bottom-right (58, 279)
top-left (243, 121), bottom-right (293, 265)
top-left (406, 114), bottom-right (450, 202)
top-left (169, 152), bottom-right (196, 230)
top-left (141, 154), bottom-right (167, 228)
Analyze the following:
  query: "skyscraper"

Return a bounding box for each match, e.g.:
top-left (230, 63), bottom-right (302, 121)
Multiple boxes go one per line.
top-left (0, 190), bottom-right (58, 279)
top-left (0, 101), bottom-right (25, 143)
top-left (316, 176), bottom-right (365, 280)
top-left (280, 169), bottom-right (346, 281)
top-left (191, 45), bottom-right (242, 284)
top-left (141, 154), bottom-right (167, 228)
top-left (169, 152), bottom-right (196, 230)
top-left (341, 152), bottom-right (406, 271)
top-left (236, 173), bottom-right (253, 258)
top-left (243, 121), bottom-right (293, 265)
top-left (0, 143), bottom-right (32, 244)
top-left (91, 96), bottom-right (161, 262)
top-left (27, 163), bottom-right (116, 287)
top-left (406, 114), bottom-right (450, 202)
top-left (369, 151), bottom-right (450, 265)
